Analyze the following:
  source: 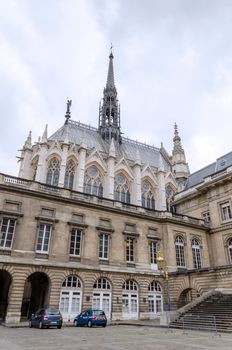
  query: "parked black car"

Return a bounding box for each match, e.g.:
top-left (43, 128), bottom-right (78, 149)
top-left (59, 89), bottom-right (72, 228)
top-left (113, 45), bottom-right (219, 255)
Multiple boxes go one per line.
top-left (73, 309), bottom-right (107, 327)
top-left (29, 308), bottom-right (63, 329)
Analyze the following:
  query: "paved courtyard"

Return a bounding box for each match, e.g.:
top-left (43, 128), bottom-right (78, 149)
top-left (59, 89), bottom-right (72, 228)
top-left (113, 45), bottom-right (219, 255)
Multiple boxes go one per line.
top-left (0, 325), bottom-right (232, 350)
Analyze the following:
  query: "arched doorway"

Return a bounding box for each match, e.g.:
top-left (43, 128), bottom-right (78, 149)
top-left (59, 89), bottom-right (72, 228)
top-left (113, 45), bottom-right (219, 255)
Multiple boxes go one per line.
top-left (178, 288), bottom-right (199, 308)
top-left (0, 270), bottom-right (12, 322)
top-left (92, 278), bottom-right (112, 320)
top-left (59, 275), bottom-right (83, 322)
top-left (21, 272), bottom-right (49, 319)
top-left (122, 280), bottom-right (139, 320)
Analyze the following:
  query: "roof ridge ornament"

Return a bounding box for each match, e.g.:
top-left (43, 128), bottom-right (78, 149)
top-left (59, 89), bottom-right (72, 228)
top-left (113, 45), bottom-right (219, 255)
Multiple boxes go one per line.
top-left (65, 98), bottom-right (72, 124)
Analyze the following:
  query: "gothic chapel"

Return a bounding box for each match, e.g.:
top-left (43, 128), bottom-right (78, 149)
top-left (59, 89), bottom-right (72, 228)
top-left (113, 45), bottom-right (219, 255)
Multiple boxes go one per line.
top-left (1, 51), bottom-right (232, 325)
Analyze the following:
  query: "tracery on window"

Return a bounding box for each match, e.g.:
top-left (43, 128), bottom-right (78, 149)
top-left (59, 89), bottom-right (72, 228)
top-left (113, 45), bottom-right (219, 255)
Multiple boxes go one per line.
top-left (84, 166), bottom-right (103, 197)
top-left (64, 159), bottom-right (76, 189)
top-left (141, 180), bottom-right (155, 209)
top-left (46, 157), bottom-right (60, 186)
top-left (114, 174), bottom-right (130, 204)
top-left (165, 185), bottom-right (175, 211)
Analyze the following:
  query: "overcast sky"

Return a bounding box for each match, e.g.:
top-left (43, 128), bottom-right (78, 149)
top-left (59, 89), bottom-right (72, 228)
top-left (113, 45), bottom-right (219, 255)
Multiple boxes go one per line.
top-left (1, 0), bottom-right (232, 176)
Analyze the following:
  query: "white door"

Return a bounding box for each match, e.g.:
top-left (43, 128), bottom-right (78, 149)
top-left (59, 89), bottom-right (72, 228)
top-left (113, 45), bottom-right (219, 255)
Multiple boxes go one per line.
top-left (148, 294), bottom-right (163, 316)
top-left (60, 290), bottom-right (82, 322)
top-left (122, 293), bottom-right (138, 320)
top-left (92, 291), bottom-right (111, 319)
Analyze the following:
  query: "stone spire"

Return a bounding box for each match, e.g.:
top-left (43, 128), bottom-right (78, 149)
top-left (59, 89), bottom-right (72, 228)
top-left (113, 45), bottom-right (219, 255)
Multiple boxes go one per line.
top-left (65, 99), bottom-right (72, 124)
top-left (99, 47), bottom-right (121, 144)
top-left (172, 123), bottom-right (190, 191)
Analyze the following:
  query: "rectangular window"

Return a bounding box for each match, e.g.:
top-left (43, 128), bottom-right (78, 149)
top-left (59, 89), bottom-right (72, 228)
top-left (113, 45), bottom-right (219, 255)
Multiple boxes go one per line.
top-left (69, 228), bottom-right (82, 256)
top-left (220, 202), bottom-right (232, 221)
top-left (0, 218), bottom-right (16, 249)
top-left (202, 211), bottom-right (210, 223)
top-left (150, 241), bottom-right (158, 264)
top-left (126, 238), bottom-right (134, 262)
top-left (36, 224), bottom-right (52, 253)
top-left (99, 233), bottom-right (109, 260)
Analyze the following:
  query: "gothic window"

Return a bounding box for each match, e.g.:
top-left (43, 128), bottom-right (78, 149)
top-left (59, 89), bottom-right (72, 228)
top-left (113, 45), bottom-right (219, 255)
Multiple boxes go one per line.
top-left (166, 186), bottom-right (174, 211)
top-left (0, 218), bottom-right (16, 249)
top-left (114, 174), bottom-right (130, 204)
top-left (46, 157), bottom-right (60, 186)
top-left (141, 180), bottom-right (155, 209)
top-left (175, 235), bottom-right (185, 267)
top-left (192, 239), bottom-right (201, 269)
top-left (64, 159), bottom-right (76, 189)
top-left (228, 239), bottom-right (232, 264)
top-left (84, 166), bottom-right (103, 197)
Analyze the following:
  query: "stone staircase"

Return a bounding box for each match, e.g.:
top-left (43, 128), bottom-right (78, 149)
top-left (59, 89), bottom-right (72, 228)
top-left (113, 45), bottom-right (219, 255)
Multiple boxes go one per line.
top-left (169, 290), bottom-right (232, 333)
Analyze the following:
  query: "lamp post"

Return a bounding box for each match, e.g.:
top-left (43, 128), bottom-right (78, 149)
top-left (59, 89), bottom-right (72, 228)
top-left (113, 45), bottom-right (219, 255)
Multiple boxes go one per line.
top-left (157, 250), bottom-right (171, 312)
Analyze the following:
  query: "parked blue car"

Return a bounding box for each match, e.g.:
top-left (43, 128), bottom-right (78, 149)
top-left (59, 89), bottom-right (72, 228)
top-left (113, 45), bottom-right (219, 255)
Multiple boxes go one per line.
top-left (74, 309), bottom-right (107, 327)
top-left (29, 308), bottom-right (63, 329)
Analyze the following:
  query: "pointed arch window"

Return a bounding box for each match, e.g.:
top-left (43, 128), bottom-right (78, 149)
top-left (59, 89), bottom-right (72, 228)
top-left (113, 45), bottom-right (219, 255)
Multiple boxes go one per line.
top-left (228, 238), bottom-right (232, 264)
top-left (46, 157), bottom-right (60, 186)
top-left (64, 159), bottom-right (76, 189)
top-left (141, 180), bottom-right (155, 209)
top-left (175, 235), bottom-right (185, 267)
top-left (166, 186), bottom-right (175, 212)
top-left (192, 239), bottom-right (201, 269)
top-left (114, 174), bottom-right (130, 204)
top-left (84, 166), bottom-right (103, 197)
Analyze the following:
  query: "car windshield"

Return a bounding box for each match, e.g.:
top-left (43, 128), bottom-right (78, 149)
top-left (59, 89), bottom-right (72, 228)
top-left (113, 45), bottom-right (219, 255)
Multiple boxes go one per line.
top-left (45, 308), bottom-right (60, 315)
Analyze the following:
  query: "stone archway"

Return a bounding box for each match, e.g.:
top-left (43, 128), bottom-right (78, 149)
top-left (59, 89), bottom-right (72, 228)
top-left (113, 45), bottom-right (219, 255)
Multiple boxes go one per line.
top-left (178, 288), bottom-right (199, 308)
top-left (21, 272), bottom-right (50, 319)
top-left (0, 270), bottom-right (12, 322)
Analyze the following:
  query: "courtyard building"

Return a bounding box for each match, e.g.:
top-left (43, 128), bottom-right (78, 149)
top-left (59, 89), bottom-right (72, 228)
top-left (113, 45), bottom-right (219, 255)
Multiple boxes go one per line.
top-left (1, 51), bottom-right (232, 324)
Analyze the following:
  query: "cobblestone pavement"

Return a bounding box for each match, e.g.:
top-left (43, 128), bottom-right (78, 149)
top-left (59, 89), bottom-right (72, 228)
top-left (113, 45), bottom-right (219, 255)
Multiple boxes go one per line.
top-left (0, 325), bottom-right (232, 350)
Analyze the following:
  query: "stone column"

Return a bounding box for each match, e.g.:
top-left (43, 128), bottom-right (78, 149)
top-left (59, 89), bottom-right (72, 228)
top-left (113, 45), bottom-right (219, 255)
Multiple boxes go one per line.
top-left (157, 170), bottom-right (167, 210)
top-left (132, 164), bottom-right (141, 206)
top-left (58, 145), bottom-right (68, 187)
top-left (35, 144), bottom-right (48, 183)
top-left (5, 276), bottom-right (25, 324)
top-left (75, 147), bottom-right (87, 192)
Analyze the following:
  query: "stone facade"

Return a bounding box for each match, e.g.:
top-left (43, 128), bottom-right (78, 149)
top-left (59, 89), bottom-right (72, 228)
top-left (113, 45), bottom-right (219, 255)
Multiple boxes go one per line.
top-left (1, 52), bottom-right (232, 324)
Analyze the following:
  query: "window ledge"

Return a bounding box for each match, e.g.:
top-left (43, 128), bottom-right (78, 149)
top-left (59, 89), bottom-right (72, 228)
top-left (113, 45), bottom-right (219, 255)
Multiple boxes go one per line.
top-left (126, 262), bottom-right (136, 268)
top-left (69, 256), bottom-right (81, 262)
top-left (0, 248), bottom-right (11, 256)
top-left (35, 252), bottom-right (48, 259)
top-left (99, 259), bottom-right (109, 265)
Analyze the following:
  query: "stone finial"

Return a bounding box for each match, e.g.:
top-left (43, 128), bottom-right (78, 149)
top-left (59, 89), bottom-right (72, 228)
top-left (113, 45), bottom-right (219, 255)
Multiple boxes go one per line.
top-left (65, 99), bottom-right (72, 124)
top-left (41, 124), bottom-right (48, 143)
top-left (135, 147), bottom-right (141, 165)
top-left (24, 130), bottom-right (32, 148)
top-left (80, 129), bottom-right (87, 149)
top-left (109, 137), bottom-right (116, 158)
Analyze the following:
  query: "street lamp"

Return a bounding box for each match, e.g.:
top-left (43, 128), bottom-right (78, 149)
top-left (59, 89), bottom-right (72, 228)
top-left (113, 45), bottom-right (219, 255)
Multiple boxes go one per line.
top-left (157, 250), bottom-right (171, 312)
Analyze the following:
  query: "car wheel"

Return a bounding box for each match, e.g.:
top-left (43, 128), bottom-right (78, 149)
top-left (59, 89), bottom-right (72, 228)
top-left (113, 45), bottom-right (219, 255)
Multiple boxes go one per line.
top-left (57, 325), bottom-right (62, 329)
top-left (102, 325), bottom-right (106, 328)
top-left (39, 321), bottom-right (43, 329)
top-left (74, 320), bottom-right (78, 327)
top-left (87, 320), bottom-right (92, 328)
top-left (29, 321), bottom-right (33, 328)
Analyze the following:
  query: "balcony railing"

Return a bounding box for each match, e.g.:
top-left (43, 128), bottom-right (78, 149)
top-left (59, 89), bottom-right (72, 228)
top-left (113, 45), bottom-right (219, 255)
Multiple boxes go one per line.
top-left (0, 173), bottom-right (206, 228)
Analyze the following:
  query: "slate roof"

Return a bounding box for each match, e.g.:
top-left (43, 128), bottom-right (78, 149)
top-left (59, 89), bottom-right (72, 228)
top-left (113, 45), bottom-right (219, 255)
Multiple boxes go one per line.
top-left (185, 151), bottom-right (232, 189)
top-left (49, 120), bottom-right (170, 171)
